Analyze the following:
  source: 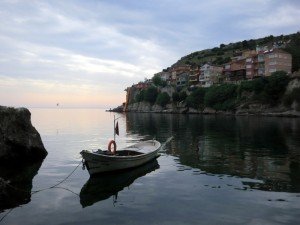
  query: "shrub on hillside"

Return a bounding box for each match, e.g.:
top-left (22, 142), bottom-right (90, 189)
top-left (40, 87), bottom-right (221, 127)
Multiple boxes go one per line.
top-left (156, 92), bottom-right (171, 107)
top-left (252, 77), bottom-right (268, 94)
top-left (186, 87), bottom-right (206, 109)
top-left (144, 86), bottom-right (158, 104)
top-left (173, 90), bottom-right (187, 102)
top-left (179, 91), bottom-right (187, 102)
top-left (172, 92), bottom-right (180, 102)
top-left (283, 87), bottom-right (300, 107)
top-left (264, 71), bottom-right (289, 102)
top-left (152, 74), bottom-right (163, 86)
top-left (204, 84), bottom-right (237, 110)
top-left (135, 90), bottom-right (145, 102)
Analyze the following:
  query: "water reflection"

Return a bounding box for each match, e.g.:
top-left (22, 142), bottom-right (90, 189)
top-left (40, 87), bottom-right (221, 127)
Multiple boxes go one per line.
top-left (79, 159), bottom-right (159, 208)
top-left (0, 161), bottom-right (43, 211)
top-left (125, 113), bottom-right (300, 192)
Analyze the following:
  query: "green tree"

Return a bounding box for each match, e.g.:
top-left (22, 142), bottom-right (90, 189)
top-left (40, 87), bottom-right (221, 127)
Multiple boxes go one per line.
top-left (156, 92), bottom-right (170, 107)
top-left (172, 92), bottom-right (180, 102)
top-left (144, 86), bottom-right (158, 104)
top-left (179, 91), bottom-right (187, 102)
top-left (284, 33), bottom-right (300, 72)
top-left (204, 84), bottom-right (237, 110)
top-left (186, 87), bottom-right (206, 109)
top-left (264, 71), bottom-right (289, 102)
top-left (152, 74), bottom-right (163, 86)
top-left (135, 90), bottom-right (145, 102)
top-left (252, 77), bottom-right (268, 94)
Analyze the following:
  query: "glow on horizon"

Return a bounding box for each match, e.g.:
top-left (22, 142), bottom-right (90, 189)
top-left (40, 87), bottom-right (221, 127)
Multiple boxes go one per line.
top-left (0, 77), bottom-right (125, 108)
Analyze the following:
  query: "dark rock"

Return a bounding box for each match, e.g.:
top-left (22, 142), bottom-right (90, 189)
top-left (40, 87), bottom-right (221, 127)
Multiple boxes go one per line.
top-left (0, 161), bottom-right (43, 211)
top-left (0, 106), bottom-right (47, 164)
top-left (203, 107), bottom-right (216, 114)
top-left (107, 105), bottom-right (124, 112)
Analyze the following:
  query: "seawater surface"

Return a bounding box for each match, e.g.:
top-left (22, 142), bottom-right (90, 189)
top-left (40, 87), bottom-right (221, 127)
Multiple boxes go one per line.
top-left (1, 109), bottom-right (300, 225)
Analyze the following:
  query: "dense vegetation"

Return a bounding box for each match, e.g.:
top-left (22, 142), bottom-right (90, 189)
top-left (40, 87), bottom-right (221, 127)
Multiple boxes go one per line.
top-left (134, 71), bottom-right (298, 111)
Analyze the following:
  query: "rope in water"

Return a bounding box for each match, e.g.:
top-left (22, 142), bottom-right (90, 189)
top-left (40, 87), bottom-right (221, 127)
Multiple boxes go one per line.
top-left (1, 160), bottom-right (82, 194)
top-left (0, 160), bottom-right (82, 223)
top-left (31, 160), bottom-right (82, 194)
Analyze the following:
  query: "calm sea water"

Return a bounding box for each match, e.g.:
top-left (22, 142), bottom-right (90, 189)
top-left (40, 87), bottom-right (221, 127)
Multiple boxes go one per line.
top-left (1, 109), bottom-right (300, 225)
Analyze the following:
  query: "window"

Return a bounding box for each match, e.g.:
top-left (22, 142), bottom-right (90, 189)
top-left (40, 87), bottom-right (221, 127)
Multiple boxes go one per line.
top-left (269, 61), bottom-right (277, 66)
top-left (246, 65), bottom-right (252, 69)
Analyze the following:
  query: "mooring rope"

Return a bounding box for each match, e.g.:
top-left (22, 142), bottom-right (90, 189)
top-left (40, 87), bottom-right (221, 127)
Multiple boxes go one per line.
top-left (31, 160), bottom-right (82, 194)
top-left (159, 136), bottom-right (174, 152)
top-left (0, 160), bottom-right (82, 223)
top-left (0, 208), bottom-right (13, 223)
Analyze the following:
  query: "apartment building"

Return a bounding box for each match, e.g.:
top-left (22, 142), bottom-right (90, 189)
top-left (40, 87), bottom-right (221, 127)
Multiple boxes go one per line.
top-left (199, 63), bottom-right (223, 87)
top-left (264, 49), bottom-right (292, 76)
top-left (245, 52), bottom-right (265, 79)
top-left (170, 65), bottom-right (191, 80)
top-left (176, 72), bottom-right (189, 89)
top-left (245, 48), bottom-right (291, 79)
top-left (223, 59), bottom-right (246, 83)
top-left (154, 71), bottom-right (172, 84)
top-left (189, 66), bottom-right (200, 86)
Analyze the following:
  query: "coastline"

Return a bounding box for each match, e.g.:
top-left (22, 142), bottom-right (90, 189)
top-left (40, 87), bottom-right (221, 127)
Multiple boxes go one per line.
top-left (109, 104), bottom-right (300, 118)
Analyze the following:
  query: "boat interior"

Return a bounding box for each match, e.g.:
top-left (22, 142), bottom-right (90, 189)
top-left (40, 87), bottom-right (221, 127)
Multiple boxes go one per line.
top-left (94, 150), bottom-right (143, 156)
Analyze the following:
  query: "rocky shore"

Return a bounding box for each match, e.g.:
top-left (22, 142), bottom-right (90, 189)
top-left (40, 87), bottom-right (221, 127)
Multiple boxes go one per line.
top-left (122, 101), bottom-right (300, 117)
top-left (0, 106), bottom-right (47, 211)
top-left (110, 75), bottom-right (300, 117)
top-left (0, 106), bottom-right (47, 164)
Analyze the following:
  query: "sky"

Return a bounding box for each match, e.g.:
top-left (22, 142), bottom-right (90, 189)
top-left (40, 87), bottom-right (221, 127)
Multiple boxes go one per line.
top-left (0, 0), bottom-right (299, 108)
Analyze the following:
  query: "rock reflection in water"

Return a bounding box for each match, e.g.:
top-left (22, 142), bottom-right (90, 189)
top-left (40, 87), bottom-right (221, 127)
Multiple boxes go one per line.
top-left (79, 159), bottom-right (159, 208)
top-left (0, 161), bottom-right (43, 211)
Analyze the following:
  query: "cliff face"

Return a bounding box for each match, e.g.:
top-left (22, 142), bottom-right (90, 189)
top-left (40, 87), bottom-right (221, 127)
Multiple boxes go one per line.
top-left (126, 101), bottom-right (300, 117)
top-left (0, 106), bottom-right (47, 164)
top-left (125, 78), bottom-right (300, 117)
top-left (126, 102), bottom-right (189, 114)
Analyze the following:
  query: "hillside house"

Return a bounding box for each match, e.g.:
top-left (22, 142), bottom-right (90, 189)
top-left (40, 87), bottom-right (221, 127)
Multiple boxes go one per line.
top-left (170, 64), bottom-right (191, 84)
top-left (176, 72), bottom-right (189, 89)
top-left (264, 49), bottom-right (292, 76)
top-left (199, 64), bottom-right (223, 87)
top-left (189, 66), bottom-right (200, 86)
top-left (246, 48), bottom-right (292, 79)
top-left (223, 59), bottom-right (246, 83)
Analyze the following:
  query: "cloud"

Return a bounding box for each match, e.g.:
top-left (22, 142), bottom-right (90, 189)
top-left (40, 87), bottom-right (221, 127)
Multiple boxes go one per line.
top-left (0, 0), bottom-right (299, 107)
top-left (237, 4), bottom-right (300, 37)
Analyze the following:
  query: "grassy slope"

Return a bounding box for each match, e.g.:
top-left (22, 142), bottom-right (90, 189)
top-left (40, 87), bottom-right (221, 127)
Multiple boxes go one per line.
top-left (172, 32), bottom-right (300, 72)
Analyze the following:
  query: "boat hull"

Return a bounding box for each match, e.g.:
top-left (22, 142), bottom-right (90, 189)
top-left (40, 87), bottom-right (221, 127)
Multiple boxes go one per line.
top-left (81, 140), bottom-right (161, 175)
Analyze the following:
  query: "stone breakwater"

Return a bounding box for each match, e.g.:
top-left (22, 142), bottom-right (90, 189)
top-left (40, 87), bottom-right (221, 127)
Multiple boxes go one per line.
top-left (0, 106), bottom-right (47, 164)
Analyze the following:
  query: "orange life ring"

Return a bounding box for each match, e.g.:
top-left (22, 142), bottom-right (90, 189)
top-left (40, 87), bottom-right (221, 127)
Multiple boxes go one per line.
top-left (108, 140), bottom-right (117, 154)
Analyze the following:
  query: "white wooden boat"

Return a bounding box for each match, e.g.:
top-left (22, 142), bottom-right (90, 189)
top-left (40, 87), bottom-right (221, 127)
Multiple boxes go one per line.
top-left (80, 140), bottom-right (161, 175)
top-left (80, 159), bottom-right (159, 207)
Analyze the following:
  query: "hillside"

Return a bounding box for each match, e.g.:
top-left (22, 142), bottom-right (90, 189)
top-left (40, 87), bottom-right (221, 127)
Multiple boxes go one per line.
top-left (173, 32), bottom-right (300, 72)
top-left (113, 32), bottom-right (300, 116)
top-left (125, 72), bottom-right (300, 116)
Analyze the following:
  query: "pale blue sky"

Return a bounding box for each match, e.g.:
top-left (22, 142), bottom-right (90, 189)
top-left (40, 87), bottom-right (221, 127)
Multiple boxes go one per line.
top-left (0, 0), bottom-right (299, 108)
